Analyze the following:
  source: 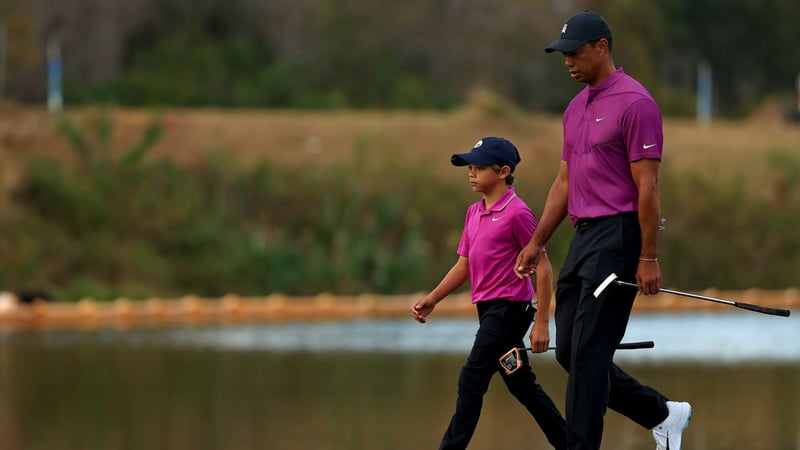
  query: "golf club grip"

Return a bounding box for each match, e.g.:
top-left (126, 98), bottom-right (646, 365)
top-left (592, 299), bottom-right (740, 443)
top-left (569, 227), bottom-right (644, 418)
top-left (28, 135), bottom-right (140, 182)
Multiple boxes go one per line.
top-left (616, 340), bottom-right (655, 350)
top-left (734, 301), bottom-right (791, 317)
top-left (521, 341), bottom-right (654, 352)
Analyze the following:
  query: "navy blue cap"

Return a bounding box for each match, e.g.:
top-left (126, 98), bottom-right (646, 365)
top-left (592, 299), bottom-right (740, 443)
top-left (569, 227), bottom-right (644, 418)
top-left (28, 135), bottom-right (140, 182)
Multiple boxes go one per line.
top-left (451, 137), bottom-right (521, 172)
top-left (545, 10), bottom-right (612, 53)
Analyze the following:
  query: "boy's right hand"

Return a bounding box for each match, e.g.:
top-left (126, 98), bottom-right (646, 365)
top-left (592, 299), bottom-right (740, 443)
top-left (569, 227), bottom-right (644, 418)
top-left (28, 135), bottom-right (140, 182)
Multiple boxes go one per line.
top-left (410, 298), bottom-right (436, 323)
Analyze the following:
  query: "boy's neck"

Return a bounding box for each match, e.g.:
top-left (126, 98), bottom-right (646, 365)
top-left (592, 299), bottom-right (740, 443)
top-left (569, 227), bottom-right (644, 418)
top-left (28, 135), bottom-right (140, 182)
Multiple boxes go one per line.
top-left (483, 185), bottom-right (511, 210)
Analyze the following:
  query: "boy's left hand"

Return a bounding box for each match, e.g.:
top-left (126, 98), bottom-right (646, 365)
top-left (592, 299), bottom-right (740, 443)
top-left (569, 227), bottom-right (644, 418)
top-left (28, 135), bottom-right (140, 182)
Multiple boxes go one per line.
top-left (528, 321), bottom-right (550, 353)
top-left (410, 298), bottom-right (436, 323)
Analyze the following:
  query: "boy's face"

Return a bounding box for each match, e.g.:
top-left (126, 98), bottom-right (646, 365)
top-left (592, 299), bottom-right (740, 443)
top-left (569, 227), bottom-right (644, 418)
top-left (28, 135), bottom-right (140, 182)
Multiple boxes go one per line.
top-left (467, 164), bottom-right (508, 194)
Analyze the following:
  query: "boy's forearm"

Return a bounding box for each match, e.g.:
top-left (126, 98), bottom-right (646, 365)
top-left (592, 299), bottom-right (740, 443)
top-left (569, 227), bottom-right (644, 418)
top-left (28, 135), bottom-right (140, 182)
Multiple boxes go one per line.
top-left (534, 259), bottom-right (554, 321)
top-left (427, 259), bottom-right (469, 302)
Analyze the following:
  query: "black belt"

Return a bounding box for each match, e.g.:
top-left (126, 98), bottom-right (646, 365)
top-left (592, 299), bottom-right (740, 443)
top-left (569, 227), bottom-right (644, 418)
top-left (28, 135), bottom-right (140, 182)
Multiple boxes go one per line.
top-left (576, 211), bottom-right (637, 229)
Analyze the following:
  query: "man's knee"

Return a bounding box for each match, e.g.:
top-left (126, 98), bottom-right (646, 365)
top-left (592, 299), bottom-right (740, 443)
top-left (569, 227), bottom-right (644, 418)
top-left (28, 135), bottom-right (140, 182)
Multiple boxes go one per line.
top-left (555, 347), bottom-right (571, 371)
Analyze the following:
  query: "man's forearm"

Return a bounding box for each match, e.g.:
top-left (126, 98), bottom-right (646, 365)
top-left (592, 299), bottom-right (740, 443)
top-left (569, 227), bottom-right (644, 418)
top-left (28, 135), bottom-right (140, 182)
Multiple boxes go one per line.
top-left (530, 177), bottom-right (569, 248)
top-left (638, 189), bottom-right (660, 258)
top-left (632, 159), bottom-right (661, 258)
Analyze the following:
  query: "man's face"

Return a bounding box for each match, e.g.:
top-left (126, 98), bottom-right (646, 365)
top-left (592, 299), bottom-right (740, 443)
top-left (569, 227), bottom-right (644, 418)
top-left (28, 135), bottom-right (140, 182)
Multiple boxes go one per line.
top-left (561, 40), bottom-right (606, 86)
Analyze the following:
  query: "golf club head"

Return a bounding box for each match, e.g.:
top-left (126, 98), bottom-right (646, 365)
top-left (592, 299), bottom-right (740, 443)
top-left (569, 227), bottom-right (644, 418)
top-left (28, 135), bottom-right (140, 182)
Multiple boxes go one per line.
top-left (499, 347), bottom-right (522, 375)
top-left (593, 273), bottom-right (619, 298)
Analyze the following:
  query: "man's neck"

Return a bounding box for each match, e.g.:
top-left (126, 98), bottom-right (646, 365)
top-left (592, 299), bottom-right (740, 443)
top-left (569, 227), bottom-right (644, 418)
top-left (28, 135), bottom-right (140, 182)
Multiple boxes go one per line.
top-left (588, 62), bottom-right (617, 87)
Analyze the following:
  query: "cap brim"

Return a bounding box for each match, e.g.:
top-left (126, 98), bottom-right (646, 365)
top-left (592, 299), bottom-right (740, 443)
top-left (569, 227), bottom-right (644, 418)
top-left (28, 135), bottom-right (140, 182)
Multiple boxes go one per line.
top-left (544, 38), bottom-right (586, 53)
top-left (451, 153), bottom-right (495, 167)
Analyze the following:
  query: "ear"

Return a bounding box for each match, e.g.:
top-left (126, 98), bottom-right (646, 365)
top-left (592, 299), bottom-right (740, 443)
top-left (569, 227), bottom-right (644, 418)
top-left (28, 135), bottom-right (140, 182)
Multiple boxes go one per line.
top-left (499, 165), bottom-right (512, 178)
top-left (596, 38), bottom-right (609, 54)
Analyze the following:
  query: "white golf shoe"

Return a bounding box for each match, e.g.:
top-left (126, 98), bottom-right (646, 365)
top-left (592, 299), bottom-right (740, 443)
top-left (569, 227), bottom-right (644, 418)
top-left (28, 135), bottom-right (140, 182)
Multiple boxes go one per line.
top-left (652, 401), bottom-right (691, 450)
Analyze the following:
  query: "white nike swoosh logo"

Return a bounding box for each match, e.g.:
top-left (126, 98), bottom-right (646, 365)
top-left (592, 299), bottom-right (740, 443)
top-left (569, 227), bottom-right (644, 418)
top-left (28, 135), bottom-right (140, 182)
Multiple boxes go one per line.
top-left (491, 217), bottom-right (503, 222)
top-left (643, 144), bottom-right (657, 149)
top-left (595, 117), bottom-right (604, 122)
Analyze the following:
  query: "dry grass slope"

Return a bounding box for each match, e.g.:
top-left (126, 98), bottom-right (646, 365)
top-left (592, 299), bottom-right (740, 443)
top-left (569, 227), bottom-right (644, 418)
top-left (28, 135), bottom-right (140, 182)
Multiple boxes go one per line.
top-left (2, 104), bottom-right (798, 189)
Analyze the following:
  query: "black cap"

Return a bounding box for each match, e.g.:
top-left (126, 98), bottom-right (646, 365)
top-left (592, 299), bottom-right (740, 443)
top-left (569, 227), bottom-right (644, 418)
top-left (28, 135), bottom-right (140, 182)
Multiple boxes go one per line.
top-left (451, 137), bottom-right (521, 172)
top-left (544, 10), bottom-right (612, 53)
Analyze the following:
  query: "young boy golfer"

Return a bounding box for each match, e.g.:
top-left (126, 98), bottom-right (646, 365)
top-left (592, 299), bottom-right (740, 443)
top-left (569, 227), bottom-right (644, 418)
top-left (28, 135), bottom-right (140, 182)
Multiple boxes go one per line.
top-left (410, 137), bottom-right (567, 449)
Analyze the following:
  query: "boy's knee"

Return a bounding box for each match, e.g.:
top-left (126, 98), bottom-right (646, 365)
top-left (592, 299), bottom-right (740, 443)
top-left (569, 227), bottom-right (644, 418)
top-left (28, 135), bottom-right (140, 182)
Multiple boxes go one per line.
top-left (457, 366), bottom-right (491, 396)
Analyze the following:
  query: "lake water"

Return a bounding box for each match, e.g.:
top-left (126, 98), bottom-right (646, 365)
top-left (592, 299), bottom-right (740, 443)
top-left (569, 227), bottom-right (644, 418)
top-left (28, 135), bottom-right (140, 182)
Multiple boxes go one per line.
top-left (1, 311), bottom-right (798, 449)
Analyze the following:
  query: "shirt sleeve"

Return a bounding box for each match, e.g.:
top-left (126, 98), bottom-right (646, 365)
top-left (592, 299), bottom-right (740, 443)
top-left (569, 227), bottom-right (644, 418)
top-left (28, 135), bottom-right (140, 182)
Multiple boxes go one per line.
top-left (622, 97), bottom-right (663, 162)
top-left (511, 206), bottom-right (547, 254)
top-left (511, 207), bottom-right (536, 248)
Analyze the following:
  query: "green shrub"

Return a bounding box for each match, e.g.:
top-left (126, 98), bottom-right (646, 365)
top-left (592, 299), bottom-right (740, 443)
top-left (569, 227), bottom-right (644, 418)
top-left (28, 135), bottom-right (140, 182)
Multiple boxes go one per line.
top-left (2, 111), bottom-right (799, 301)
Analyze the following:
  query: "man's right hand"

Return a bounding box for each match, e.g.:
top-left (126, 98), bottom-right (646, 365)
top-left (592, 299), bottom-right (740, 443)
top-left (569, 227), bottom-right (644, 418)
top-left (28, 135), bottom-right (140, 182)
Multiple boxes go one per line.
top-left (515, 243), bottom-right (542, 279)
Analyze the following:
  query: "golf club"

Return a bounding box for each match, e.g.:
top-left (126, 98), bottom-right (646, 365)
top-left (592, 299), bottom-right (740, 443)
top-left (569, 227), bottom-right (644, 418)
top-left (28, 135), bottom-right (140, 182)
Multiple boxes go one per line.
top-left (499, 340), bottom-right (655, 375)
top-left (594, 273), bottom-right (791, 317)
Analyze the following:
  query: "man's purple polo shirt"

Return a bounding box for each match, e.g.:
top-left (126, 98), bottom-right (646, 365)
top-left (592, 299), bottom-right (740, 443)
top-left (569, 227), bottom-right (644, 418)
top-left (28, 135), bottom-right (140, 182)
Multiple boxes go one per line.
top-left (457, 187), bottom-right (538, 303)
top-left (562, 67), bottom-right (663, 226)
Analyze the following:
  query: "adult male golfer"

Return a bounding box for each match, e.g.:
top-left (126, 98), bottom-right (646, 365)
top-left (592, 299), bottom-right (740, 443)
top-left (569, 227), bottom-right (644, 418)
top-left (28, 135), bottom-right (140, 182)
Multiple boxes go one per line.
top-left (514, 10), bottom-right (691, 450)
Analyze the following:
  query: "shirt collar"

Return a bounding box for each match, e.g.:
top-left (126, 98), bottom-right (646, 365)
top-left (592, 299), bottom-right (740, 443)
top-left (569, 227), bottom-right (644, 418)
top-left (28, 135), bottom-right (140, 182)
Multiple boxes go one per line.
top-left (592, 66), bottom-right (625, 91)
top-left (586, 67), bottom-right (625, 102)
top-left (480, 187), bottom-right (517, 213)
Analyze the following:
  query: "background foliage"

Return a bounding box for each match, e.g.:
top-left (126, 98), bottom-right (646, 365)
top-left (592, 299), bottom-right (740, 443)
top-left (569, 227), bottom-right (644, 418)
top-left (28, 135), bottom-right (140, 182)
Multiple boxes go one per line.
top-left (2, 0), bottom-right (799, 117)
top-left (0, 0), bottom-right (798, 301)
top-left (1, 109), bottom-right (798, 301)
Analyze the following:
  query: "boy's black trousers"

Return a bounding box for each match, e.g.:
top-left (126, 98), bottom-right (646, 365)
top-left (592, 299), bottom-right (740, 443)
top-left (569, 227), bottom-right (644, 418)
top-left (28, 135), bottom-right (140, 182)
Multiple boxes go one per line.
top-left (439, 299), bottom-right (567, 450)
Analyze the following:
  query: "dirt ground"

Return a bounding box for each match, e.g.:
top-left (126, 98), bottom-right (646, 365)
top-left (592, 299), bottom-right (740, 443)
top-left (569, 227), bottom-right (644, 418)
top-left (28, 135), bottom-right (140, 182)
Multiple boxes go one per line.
top-left (0, 288), bottom-right (795, 331)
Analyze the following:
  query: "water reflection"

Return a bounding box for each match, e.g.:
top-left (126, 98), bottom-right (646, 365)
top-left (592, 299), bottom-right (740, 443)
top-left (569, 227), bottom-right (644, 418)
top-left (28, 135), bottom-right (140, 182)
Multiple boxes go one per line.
top-left (1, 312), bottom-right (798, 450)
top-left (87, 311), bottom-right (799, 363)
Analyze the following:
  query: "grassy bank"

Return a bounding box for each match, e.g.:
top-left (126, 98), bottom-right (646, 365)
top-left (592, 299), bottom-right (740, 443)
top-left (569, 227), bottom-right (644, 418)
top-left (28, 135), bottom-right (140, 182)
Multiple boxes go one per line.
top-left (0, 105), bottom-right (798, 301)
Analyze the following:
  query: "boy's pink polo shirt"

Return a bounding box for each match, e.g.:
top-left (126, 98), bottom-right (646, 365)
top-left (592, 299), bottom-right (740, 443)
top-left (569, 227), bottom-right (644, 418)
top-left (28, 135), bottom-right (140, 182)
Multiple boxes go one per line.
top-left (457, 187), bottom-right (538, 303)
